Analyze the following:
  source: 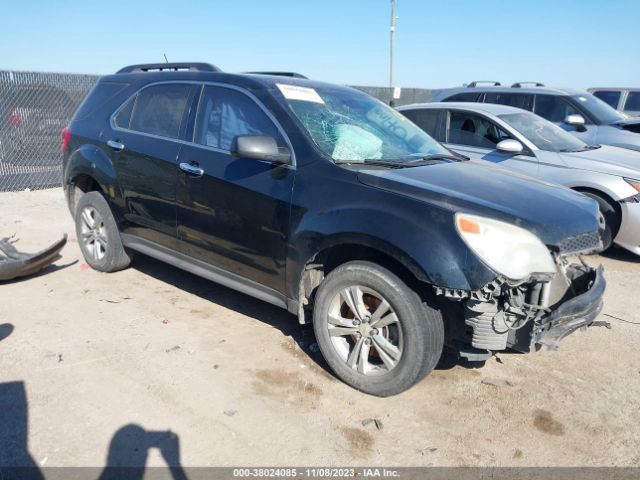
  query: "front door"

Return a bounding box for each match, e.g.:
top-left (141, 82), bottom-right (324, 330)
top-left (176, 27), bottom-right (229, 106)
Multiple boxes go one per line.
top-left (444, 110), bottom-right (539, 177)
top-left (175, 85), bottom-right (295, 293)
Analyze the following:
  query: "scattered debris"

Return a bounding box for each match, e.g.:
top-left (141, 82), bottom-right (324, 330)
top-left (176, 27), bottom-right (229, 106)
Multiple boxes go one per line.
top-left (481, 377), bottom-right (513, 388)
top-left (495, 355), bottom-right (504, 364)
top-left (362, 418), bottom-right (384, 430)
top-left (591, 320), bottom-right (611, 329)
top-left (82, 289), bottom-right (89, 294)
top-left (162, 319), bottom-right (170, 324)
top-left (165, 345), bottom-right (180, 353)
top-left (213, 364), bottom-right (220, 369)
top-left (0, 234), bottom-right (67, 281)
top-left (58, 354), bottom-right (63, 363)
top-left (99, 296), bottom-right (132, 304)
top-left (603, 313), bottom-right (640, 326)
top-left (224, 410), bottom-right (238, 417)
top-left (421, 447), bottom-right (437, 456)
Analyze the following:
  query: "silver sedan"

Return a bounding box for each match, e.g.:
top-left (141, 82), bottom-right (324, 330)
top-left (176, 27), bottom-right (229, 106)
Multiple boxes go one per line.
top-left (398, 102), bottom-right (640, 255)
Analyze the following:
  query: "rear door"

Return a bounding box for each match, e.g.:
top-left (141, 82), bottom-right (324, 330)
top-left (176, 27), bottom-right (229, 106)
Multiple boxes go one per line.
top-left (623, 91), bottom-right (640, 117)
top-left (443, 110), bottom-right (539, 177)
top-left (108, 83), bottom-right (197, 249)
top-left (175, 84), bottom-right (295, 293)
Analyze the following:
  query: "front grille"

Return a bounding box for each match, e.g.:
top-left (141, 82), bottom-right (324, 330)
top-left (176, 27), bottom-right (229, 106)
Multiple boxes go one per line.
top-left (558, 231), bottom-right (602, 255)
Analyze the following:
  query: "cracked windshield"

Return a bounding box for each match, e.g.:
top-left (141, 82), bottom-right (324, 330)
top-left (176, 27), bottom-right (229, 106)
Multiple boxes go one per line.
top-left (277, 83), bottom-right (450, 162)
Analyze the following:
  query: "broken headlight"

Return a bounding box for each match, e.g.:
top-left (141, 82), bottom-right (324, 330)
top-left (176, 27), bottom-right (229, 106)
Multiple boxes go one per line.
top-left (455, 213), bottom-right (556, 281)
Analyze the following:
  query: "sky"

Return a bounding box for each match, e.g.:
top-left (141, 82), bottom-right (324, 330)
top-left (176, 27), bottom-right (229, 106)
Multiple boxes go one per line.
top-left (0, 0), bottom-right (638, 89)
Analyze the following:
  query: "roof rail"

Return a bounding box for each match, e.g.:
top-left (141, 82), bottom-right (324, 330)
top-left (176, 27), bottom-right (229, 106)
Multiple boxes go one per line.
top-left (116, 63), bottom-right (222, 74)
top-left (245, 71), bottom-right (308, 79)
top-left (511, 82), bottom-right (545, 88)
top-left (467, 81), bottom-right (501, 88)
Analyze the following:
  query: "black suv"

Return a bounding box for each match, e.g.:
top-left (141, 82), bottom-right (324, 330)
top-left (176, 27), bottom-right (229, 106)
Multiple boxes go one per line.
top-left (63, 63), bottom-right (605, 396)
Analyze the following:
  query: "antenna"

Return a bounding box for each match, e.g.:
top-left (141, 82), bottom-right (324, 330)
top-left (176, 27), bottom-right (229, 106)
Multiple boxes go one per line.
top-left (163, 53), bottom-right (169, 64)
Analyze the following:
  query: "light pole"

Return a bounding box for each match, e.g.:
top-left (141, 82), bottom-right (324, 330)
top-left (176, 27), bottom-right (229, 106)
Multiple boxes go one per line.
top-left (389, 0), bottom-right (398, 105)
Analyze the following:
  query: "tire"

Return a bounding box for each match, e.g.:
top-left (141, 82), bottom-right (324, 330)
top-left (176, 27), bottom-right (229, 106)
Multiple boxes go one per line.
top-left (74, 191), bottom-right (132, 272)
top-left (581, 192), bottom-right (621, 251)
top-left (312, 261), bottom-right (444, 396)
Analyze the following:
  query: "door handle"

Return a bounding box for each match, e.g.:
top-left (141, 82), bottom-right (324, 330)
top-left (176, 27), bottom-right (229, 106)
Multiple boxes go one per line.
top-left (179, 162), bottom-right (204, 177)
top-left (107, 140), bottom-right (125, 152)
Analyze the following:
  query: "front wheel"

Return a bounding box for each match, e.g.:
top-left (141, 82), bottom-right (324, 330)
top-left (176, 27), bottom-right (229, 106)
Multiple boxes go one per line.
top-left (582, 192), bottom-right (621, 251)
top-left (312, 261), bottom-right (444, 396)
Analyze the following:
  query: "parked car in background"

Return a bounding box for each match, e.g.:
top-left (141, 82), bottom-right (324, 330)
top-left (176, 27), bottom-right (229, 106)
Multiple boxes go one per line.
top-left (0, 84), bottom-right (74, 166)
top-left (398, 102), bottom-right (640, 254)
top-left (431, 82), bottom-right (640, 152)
top-left (588, 88), bottom-right (640, 117)
top-left (63, 63), bottom-right (605, 396)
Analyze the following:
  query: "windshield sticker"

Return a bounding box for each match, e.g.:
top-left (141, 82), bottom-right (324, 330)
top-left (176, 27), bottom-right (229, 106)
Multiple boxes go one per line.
top-left (277, 84), bottom-right (325, 104)
top-left (366, 106), bottom-right (409, 140)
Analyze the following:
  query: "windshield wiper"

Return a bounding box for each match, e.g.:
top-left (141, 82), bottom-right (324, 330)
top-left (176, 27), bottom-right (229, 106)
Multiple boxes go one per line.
top-left (414, 153), bottom-right (469, 162)
top-left (335, 153), bottom-right (469, 168)
top-left (334, 159), bottom-right (407, 168)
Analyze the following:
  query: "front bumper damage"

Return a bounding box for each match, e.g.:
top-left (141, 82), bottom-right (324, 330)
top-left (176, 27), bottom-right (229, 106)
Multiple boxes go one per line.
top-left (436, 259), bottom-right (606, 356)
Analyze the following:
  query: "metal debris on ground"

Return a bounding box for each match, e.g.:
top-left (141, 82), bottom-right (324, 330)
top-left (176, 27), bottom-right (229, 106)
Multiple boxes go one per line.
top-left (481, 377), bottom-right (513, 388)
top-left (224, 410), bottom-right (238, 417)
top-left (421, 447), bottom-right (438, 456)
top-left (362, 418), bottom-right (384, 430)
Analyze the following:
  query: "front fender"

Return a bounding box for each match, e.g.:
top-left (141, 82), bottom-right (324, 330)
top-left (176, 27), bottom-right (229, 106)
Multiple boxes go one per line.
top-left (286, 198), bottom-right (498, 299)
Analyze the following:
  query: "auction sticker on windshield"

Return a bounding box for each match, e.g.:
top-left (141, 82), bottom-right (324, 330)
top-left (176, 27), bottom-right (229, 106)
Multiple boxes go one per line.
top-left (277, 84), bottom-right (325, 104)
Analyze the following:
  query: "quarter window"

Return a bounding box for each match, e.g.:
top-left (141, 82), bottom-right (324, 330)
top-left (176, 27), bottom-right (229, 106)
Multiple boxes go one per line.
top-left (534, 95), bottom-right (581, 123)
top-left (484, 93), bottom-right (533, 111)
top-left (448, 111), bottom-right (511, 149)
top-left (128, 84), bottom-right (192, 139)
top-left (624, 92), bottom-right (640, 112)
top-left (401, 109), bottom-right (440, 139)
top-left (592, 90), bottom-right (621, 109)
top-left (443, 92), bottom-right (483, 102)
top-left (194, 86), bottom-right (284, 151)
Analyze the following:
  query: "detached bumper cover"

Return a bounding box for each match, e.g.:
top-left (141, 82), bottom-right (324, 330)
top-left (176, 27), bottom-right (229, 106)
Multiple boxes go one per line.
top-left (534, 266), bottom-right (606, 350)
top-left (0, 235), bottom-right (67, 281)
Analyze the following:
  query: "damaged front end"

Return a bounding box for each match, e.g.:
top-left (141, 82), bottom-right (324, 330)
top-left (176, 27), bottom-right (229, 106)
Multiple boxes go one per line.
top-left (436, 230), bottom-right (606, 358)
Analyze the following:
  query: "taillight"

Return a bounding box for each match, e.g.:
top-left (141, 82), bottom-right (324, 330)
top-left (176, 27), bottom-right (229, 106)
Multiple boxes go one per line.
top-left (61, 126), bottom-right (71, 153)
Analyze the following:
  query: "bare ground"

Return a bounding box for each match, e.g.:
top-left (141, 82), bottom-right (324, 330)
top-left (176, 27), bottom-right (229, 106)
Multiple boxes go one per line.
top-left (0, 188), bottom-right (638, 467)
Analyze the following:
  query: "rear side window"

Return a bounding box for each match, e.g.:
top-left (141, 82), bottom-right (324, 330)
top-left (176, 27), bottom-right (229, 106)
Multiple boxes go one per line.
top-left (74, 82), bottom-right (128, 121)
top-left (534, 95), bottom-right (580, 123)
top-left (443, 92), bottom-right (483, 102)
top-left (401, 109), bottom-right (440, 139)
top-left (194, 86), bottom-right (284, 151)
top-left (624, 92), bottom-right (640, 111)
top-left (128, 84), bottom-right (192, 139)
top-left (484, 93), bottom-right (533, 111)
top-left (592, 90), bottom-right (621, 109)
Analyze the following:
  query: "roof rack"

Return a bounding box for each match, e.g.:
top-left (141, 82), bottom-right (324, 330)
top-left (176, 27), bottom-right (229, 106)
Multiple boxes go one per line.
top-left (511, 82), bottom-right (545, 88)
top-left (467, 81), bottom-right (501, 88)
top-left (245, 71), bottom-right (308, 79)
top-left (116, 63), bottom-right (222, 74)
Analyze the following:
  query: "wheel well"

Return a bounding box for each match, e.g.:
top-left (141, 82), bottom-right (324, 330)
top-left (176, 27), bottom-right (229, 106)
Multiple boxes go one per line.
top-left (572, 187), bottom-right (622, 228)
top-left (70, 174), bottom-right (101, 212)
top-left (297, 243), bottom-right (432, 323)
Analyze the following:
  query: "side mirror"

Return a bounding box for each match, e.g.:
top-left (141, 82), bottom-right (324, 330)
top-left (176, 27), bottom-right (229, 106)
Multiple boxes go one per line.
top-left (232, 135), bottom-right (291, 164)
top-left (496, 139), bottom-right (524, 154)
top-left (564, 114), bottom-right (587, 132)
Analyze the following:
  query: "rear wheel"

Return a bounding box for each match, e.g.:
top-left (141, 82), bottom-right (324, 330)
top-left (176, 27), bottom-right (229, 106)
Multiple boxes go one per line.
top-left (312, 261), bottom-right (444, 396)
top-left (74, 191), bottom-right (132, 272)
top-left (581, 192), bottom-right (621, 250)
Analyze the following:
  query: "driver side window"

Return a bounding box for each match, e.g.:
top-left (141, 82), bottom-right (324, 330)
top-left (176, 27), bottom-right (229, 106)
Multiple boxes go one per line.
top-left (448, 111), bottom-right (511, 149)
top-left (194, 86), bottom-right (285, 151)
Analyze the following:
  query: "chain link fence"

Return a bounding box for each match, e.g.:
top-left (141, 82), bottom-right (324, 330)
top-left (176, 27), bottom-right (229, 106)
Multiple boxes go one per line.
top-left (0, 70), bottom-right (434, 192)
top-left (0, 71), bottom-right (99, 192)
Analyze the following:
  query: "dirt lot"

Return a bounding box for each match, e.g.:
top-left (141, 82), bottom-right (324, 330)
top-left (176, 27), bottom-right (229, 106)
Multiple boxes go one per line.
top-left (1, 188), bottom-right (639, 468)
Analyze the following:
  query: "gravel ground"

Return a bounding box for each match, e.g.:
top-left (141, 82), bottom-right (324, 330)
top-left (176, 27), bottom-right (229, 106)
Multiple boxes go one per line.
top-left (0, 188), bottom-right (639, 468)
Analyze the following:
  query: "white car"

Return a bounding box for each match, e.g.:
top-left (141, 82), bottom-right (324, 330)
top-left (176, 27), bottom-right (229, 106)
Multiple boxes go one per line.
top-left (398, 102), bottom-right (640, 255)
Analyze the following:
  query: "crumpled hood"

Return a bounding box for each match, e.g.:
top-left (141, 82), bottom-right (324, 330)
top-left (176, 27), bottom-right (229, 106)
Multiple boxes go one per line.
top-left (561, 145), bottom-right (640, 179)
top-left (357, 160), bottom-right (600, 247)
